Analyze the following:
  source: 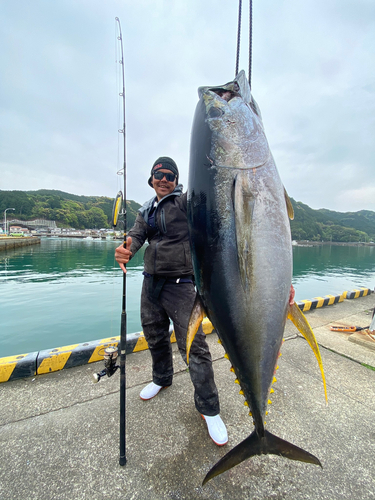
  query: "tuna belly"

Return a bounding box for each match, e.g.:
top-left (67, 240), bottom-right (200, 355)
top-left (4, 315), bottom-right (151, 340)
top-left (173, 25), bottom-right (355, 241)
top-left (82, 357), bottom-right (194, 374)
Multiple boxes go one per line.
top-left (207, 274), bottom-right (286, 432)
top-left (204, 171), bottom-right (291, 428)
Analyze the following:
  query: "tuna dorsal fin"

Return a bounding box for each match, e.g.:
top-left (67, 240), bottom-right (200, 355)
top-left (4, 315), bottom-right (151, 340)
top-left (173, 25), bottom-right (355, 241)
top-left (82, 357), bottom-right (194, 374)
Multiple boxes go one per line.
top-left (186, 293), bottom-right (206, 364)
top-left (284, 187), bottom-right (294, 220)
top-left (287, 303), bottom-right (328, 402)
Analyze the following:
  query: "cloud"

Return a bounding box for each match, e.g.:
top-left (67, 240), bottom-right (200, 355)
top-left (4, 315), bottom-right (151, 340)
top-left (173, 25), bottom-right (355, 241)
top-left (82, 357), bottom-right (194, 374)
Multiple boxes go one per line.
top-left (1, 0), bottom-right (374, 212)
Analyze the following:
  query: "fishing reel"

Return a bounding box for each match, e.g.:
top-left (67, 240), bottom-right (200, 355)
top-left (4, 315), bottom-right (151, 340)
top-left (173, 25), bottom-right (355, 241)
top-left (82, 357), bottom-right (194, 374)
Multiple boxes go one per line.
top-left (92, 346), bottom-right (119, 383)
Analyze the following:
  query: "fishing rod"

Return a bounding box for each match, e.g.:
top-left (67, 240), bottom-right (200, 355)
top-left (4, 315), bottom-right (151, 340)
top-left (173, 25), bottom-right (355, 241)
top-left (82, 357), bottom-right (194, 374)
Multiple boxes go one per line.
top-left (115, 15), bottom-right (128, 467)
top-left (92, 17), bottom-right (127, 467)
top-left (330, 306), bottom-right (375, 334)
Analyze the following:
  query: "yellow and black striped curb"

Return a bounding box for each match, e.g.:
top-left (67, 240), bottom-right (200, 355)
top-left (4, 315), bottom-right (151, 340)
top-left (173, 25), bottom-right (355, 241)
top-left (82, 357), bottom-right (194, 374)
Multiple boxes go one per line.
top-left (342, 287), bottom-right (373, 300)
top-left (296, 293), bottom-right (344, 312)
top-left (0, 319), bottom-right (215, 383)
top-left (296, 288), bottom-right (373, 311)
top-left (1, 289), bottom-right (373, 383)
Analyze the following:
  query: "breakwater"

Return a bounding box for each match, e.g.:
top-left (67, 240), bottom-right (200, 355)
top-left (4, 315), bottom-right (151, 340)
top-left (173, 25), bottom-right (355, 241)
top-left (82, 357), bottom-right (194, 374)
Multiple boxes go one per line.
top-left (0, 236), bottom-right (41, 251)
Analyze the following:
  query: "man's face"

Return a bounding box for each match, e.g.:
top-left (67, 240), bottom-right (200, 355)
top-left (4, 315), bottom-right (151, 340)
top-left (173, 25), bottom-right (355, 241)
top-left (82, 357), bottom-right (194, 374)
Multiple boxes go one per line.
top-left (151, 169), bottom-right (177, 200)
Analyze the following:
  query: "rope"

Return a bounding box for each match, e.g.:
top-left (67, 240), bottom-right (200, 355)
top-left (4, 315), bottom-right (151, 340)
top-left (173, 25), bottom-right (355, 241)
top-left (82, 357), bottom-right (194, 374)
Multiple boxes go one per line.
top-left (235, 0), bottom-right (253, 89)
top-left (248, 0), bottom-right (253, 90)
top-left (235, 0), bottom-right (242, 77)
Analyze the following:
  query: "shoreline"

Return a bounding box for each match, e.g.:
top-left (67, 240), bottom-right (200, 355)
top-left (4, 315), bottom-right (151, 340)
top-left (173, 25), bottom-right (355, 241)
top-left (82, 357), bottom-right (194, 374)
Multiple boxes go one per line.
top-left (1, 287), bottom-right (373, 383)
top-left (294, 240), bottom-right (375, 247)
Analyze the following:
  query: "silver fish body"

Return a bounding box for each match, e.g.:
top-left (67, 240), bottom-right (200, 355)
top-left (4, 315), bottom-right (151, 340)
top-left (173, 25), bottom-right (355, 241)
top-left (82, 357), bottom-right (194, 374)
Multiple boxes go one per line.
top-left (187, 70), bottom-right (321, 483)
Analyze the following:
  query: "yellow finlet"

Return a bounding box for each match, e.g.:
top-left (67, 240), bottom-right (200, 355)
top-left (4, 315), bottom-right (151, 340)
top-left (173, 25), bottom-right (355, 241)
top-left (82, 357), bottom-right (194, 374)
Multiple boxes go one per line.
top-left (224, 353), bottom-right (229, 359)
top-left (186, 294), bottom-right (205, 364)
top-left (288, 302), bottom-right (328, 403)
top-left (230, 366), bottom-right (235, 373)
top-left (244, 401), bottom-right (249, 407)
top-left (239, 390), bottom-right (244, 395)
top-left (235, 378), bottom-right (240, 384)
top-left (272, 376), bottom-right (277, 384)
top-left (268, 399), bottom-right (272, 405)
top-left (270, 388), bottom-right (274, 394)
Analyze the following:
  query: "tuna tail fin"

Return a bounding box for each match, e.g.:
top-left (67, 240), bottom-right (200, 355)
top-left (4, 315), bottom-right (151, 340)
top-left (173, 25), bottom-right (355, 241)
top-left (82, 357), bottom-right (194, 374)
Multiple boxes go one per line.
top-left (186, 293), bottom-right (206, 364)
top-left (203, 430), bottom-right (322, 485)
top-left (287, 302), bottom-right (328, 403)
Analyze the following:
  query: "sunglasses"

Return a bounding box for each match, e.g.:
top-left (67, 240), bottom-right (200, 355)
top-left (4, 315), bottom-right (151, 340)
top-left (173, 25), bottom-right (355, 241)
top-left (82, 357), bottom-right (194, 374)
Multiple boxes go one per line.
top-left (153, 171), bottom-right (176, 182)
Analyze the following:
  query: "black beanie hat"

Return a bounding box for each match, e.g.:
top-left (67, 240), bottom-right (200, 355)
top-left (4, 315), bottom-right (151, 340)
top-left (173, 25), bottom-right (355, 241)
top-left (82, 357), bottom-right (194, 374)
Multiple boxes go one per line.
top-left (148, 157), bottom-right (179, 187)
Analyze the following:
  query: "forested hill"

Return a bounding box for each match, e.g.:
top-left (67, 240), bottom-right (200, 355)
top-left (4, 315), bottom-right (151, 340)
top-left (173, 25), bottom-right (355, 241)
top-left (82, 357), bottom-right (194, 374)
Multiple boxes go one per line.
top-left (0, 189), bottom-right (141, 230)
top-left (290, 199), bottom-right (375, 242)
top-left (1, 189), bottom-right (375, 242)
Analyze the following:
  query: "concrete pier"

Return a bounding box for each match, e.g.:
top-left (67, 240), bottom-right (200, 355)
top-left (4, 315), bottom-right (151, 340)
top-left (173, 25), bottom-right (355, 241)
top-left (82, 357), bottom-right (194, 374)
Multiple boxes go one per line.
top-left (0, 295), bottom-right (374, 500)
top-left (0, 236), bottom-right (41, 251)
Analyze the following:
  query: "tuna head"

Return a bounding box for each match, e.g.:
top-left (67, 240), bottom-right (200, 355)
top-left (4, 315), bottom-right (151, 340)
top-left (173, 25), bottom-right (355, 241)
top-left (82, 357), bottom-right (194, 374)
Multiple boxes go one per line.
top-left (197, 70), bottom-right (270, 171)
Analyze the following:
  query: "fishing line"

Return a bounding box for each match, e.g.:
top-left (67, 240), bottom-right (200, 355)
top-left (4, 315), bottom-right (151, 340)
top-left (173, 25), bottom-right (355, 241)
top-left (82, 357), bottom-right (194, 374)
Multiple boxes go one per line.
top-left (107, 21), bottom-right (124, 341)
top-left (111, 17), bottom-right (123, 333)
top-left (115, 20), bottom-right (123, 193)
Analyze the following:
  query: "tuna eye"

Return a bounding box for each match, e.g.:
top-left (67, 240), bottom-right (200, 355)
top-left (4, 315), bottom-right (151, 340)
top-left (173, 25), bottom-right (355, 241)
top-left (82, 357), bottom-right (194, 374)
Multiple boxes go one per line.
top-left (208, 107), bottom-right (223, 118)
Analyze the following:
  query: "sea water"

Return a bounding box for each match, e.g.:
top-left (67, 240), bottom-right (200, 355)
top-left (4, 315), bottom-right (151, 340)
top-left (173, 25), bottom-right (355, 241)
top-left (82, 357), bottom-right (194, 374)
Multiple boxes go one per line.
top-left (0, 238), bottom-right (374, 357)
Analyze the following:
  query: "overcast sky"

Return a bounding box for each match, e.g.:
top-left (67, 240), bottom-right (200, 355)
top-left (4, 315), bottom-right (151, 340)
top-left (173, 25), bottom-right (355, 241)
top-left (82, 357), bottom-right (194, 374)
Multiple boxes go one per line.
top-left (1, 0), bottom-right (374, 212)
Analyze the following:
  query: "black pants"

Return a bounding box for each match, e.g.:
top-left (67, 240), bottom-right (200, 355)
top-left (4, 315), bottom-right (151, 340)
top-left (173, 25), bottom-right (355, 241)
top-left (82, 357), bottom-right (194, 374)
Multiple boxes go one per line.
top-left (140, 276), bottom-right (220, 416)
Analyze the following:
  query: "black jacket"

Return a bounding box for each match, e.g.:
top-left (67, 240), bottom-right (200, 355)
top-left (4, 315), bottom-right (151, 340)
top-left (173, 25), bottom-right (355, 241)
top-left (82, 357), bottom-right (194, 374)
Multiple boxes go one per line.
top-left (128, 185), bottom-right (193, 277)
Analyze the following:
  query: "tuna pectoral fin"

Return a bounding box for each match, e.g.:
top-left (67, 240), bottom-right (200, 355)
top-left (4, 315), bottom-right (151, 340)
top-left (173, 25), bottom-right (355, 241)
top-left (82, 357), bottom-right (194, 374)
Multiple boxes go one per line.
top-left (186, 294), bottom-right (205, 364)
top-left (203, 430), bottom-right (321, 485)
top-left (288, 303), bottom-right (328, 402)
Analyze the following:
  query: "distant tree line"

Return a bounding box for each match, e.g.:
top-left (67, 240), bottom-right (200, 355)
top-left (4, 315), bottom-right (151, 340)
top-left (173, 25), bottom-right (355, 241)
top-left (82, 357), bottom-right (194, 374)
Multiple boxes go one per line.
top-left (1, 190), bottom-right (375, 242)
top-left (289, 199), bottom-right (375, 242)
top-left (0, 190), bottom-right (141, 230)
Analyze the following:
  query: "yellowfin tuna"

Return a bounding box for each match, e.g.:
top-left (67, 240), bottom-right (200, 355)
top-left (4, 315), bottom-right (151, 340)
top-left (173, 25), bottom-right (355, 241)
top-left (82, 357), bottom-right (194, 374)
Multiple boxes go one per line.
top-left (187, 70), bottom-right (327, 484)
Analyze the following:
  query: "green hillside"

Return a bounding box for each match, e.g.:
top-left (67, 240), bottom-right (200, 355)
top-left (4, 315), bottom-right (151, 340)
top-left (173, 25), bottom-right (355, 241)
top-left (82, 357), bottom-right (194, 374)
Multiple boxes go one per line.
top-left (290, 199), bottom-right (375, 242)
top-left (0, 190), bottom-right (141, 230)
top-left (1, 189), bottom-right (374, 242)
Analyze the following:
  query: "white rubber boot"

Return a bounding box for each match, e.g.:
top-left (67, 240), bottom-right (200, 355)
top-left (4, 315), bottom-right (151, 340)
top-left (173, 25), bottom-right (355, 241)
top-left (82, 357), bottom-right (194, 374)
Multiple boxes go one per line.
top-left (201, 414), bottom-right (228, 446)
top-left (140, 382), bottom-right (166, 400)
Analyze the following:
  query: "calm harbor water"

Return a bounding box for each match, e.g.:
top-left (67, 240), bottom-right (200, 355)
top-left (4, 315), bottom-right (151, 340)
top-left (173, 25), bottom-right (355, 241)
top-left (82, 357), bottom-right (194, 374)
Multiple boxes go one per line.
top-left (0, 238), bottom-right (374, 357)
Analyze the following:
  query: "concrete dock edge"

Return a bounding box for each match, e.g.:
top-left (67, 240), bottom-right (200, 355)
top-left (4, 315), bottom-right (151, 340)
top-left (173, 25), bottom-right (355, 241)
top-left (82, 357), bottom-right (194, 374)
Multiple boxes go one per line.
top-left (0, 318), bottom-right (216, 383)
top-left (0, 236), bottom-right (41, 251)
top-left (1, 289), bottom-right (373, 383)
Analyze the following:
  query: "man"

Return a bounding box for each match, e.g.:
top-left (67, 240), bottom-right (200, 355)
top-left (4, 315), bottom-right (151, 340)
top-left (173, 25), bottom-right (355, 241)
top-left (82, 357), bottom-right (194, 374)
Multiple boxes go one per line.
top-left (115, 156), bottom-right (228, 446)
